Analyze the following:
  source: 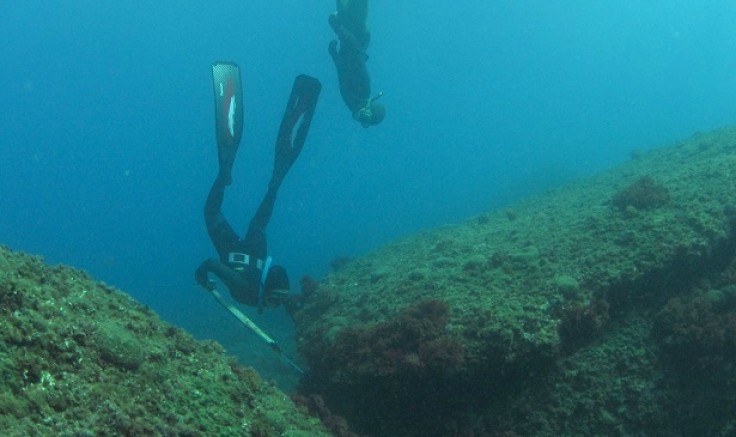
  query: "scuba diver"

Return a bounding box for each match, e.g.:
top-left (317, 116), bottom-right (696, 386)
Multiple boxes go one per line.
top-left (195, 62), bottom-right (321, 315)
top-left (328, 0), bottom-right (385, 128)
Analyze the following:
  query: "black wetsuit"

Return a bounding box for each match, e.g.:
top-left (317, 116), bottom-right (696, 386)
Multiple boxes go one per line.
top-left (196, 75), bottom-right (321, 311)
top-left (329, 11), bottom-right (371, 116)
top-left (195, 174), bottom-right (276, 306)
top-left (328, 1), bottom-right (384, 127)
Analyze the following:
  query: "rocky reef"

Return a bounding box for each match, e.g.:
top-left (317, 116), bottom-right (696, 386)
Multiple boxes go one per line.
top-left (294, 126), bottom-right (736, 436)
top-left (0, 247), bottom-right (333, 436)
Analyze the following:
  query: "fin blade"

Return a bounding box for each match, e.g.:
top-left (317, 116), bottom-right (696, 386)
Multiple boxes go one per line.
top-left (211, 61), bottom-right (244, 148)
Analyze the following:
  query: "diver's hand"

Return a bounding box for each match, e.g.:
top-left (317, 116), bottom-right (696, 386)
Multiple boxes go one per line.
top-left (195, 266), bottom-right (215, 291)
top-left (328, 11), bottom-right (339, 28)
top-left (328, 39), bottom-right (339, 60)
top-left (328, 12), bottom-right (345, 35)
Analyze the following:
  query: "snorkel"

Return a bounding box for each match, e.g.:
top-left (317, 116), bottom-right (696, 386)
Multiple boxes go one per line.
top-left (367, 91), bottom-right (384, 106)
top-left (354, 91), bottom-right (385, 127)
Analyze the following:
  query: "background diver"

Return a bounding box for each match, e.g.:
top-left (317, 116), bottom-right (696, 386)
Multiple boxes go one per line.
top-left (195, 62), bottom-right (321, 316)
top-left (329, 0), bottom-right (385, 128)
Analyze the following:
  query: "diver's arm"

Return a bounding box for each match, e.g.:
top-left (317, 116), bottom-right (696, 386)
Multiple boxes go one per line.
top-left (195, 258), bottom-right (236, 290)
top-left (328, 40), bottom-right (339, 62)
top-left (328, 12), bottom-right (342, 35)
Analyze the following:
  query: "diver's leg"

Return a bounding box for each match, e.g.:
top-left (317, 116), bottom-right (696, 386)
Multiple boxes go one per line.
top-left (204, 175), bottom-right (239, 257)
top-left (216, 114), bottom-right (240, 185)
top-left (248, 75), bottom-right (321, 232)
top-left (248, 179), bottom-right (281, 236)
top-left (218, 144), bottom-right (238, 186)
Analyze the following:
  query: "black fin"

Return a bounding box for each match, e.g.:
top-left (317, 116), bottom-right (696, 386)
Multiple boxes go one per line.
top-left (273, 75), bottom-right (322, 179)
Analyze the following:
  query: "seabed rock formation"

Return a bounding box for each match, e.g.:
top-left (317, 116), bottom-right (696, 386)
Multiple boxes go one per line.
top-left (0, 247), bottom-right (333, 436)
top-left (295, 126), bottom-right (736, 437)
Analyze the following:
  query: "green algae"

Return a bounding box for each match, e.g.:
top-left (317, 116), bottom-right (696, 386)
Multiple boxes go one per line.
top-left (0, 246), bottom-right (333, 437)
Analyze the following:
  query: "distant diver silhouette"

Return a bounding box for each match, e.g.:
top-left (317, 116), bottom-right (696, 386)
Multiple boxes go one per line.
top-left (328, 0), bottom-right (385, 127)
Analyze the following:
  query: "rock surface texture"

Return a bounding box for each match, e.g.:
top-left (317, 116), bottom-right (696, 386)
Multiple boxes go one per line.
top-left (295, 126), bottom-right (736, 437)
top-left (0, 247), bottom-right (333, 437)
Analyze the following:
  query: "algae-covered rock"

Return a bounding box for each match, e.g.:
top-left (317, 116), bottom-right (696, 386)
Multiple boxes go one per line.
top-left (294, 126), bottom-right (736, 436)
top-left (0, 246), bottom-right (333, 437)
top-left (92, 319), bottom-right (146, 371)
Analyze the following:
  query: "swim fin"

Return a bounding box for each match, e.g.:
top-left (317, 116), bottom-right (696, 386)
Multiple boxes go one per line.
top-left (211, 61), bottom-right (244, 185)
top-left (273, 75), bottom-right (321, 181)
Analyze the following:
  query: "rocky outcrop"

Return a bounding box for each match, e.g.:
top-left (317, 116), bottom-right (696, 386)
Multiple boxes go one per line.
top-left (295, 126), bottom-right (736, 436)
top-left (0, 247), bottom-right (333, 436)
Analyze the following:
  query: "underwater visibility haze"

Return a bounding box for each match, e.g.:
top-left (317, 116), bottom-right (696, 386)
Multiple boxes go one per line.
top-left (2, 1), bottom-right (736, 433)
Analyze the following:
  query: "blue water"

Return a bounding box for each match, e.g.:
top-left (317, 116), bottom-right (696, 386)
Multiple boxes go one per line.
top-left (2, 1), bottom-right (735, 379)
